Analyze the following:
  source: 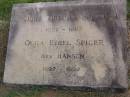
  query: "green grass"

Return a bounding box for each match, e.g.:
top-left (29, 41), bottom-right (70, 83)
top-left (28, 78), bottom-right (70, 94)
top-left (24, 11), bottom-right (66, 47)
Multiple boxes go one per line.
top-left (0, 85), bottom-right (115, 97)
top-left (0, 0), bottom-right (64, 20)
top-left (128, 0), bottom-right (130, 9)
top-left (128, 0), bottom-right (130, 18)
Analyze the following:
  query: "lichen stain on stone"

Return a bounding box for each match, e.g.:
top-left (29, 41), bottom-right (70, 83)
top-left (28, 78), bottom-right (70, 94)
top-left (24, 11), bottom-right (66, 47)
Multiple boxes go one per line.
top-left (91, 63), bottom-right (107, 82)
top-left (44, 12), bottom-right (116, 85)
top-left (75, 17), bottom-right (115, 84)
top-left (77, 66), bottom-right (86, 77)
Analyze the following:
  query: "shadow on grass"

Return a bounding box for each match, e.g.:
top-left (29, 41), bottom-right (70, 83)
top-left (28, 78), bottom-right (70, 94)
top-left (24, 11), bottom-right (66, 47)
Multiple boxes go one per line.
top-left (0, 20), bottom-right (9, 82)
top-left (0, 84), bottom-right (117, 97)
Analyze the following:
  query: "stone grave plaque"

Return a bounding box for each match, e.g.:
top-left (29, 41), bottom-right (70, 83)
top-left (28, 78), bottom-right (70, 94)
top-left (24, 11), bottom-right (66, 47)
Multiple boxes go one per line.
top-left (4, 2), bottom-right (128, 89)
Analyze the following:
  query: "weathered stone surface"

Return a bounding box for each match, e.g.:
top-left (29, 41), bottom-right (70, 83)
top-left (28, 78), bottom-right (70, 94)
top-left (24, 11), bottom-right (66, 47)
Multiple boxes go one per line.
top-left (65, 0), bottom-right (127, 22)
top-left (3, 2), bottom-right (128, 89)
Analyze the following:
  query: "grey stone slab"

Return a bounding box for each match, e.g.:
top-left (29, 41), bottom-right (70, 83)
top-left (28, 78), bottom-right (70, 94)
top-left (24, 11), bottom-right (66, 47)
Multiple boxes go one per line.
top-left (3, 2), bottom-right (128, 90)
